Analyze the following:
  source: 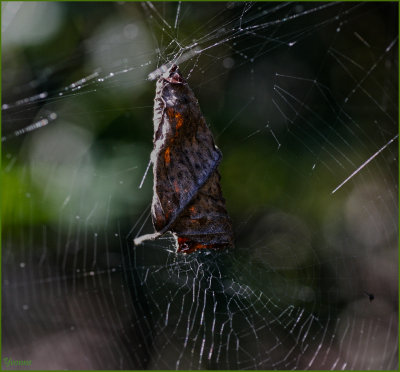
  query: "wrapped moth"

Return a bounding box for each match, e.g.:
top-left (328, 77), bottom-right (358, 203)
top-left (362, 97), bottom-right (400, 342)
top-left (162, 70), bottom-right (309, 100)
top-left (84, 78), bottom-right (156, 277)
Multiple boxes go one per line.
top-left (134, 65), bottom-right (233, 253)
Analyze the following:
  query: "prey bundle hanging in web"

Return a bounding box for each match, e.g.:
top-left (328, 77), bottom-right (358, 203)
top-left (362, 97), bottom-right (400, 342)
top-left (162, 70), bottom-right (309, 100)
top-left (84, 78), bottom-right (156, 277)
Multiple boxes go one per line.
top-left (134, 65), bottom-right (234, 253)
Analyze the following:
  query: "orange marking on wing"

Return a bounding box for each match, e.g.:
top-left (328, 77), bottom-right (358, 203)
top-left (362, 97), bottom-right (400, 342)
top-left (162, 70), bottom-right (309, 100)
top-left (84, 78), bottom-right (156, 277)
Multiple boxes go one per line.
top-left (166, 108), bottom-right (184, 134)
top-left (177, 237), bottom-right (212, 254)
top-left (164, 147), bottom-right (171, 165)
top-left (174, 112), bottom-right (184, 131)
top-left (189, 206), bottom-right (196, 214)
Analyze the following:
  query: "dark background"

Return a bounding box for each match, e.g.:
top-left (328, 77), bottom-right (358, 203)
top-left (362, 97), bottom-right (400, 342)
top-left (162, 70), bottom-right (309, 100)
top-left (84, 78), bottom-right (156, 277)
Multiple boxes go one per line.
top-left (2, 2), bottom-right (398, 369)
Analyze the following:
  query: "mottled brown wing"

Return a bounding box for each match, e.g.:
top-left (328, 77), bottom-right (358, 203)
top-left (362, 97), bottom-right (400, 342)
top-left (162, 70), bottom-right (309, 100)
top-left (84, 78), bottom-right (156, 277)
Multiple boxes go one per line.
top-left (171, 170), bottom-right (234, 254)
top-left (151, 66), bottom-right (222, 234)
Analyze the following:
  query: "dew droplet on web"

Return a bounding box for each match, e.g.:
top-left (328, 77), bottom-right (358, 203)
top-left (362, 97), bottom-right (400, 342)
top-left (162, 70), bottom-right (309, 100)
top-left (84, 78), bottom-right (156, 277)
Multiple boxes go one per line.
top-left (223, 57), bottom-right (234, 69)
top-left (124, 23), bottom-right (138, 40)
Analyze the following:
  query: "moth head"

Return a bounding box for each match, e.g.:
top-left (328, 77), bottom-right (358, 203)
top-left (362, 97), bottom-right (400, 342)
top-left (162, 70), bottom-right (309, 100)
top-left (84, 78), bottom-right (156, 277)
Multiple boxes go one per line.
top-left (148, 63), bottom-right (186, 84)
top-left (163, 64), bottom-right (185, 85)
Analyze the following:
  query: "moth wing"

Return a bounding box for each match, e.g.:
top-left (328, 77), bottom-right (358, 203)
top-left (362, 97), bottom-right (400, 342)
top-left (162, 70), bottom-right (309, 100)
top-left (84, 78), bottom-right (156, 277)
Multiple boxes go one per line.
top-left (171, 170), bottom-right (234, 253)
top-left (151, 105), bottom-right (221, 233)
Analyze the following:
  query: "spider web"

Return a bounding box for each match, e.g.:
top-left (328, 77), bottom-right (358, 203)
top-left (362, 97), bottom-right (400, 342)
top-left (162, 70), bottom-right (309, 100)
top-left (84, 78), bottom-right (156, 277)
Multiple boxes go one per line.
top-left (2, 2), bottom-right (398, 370)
